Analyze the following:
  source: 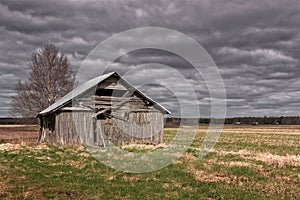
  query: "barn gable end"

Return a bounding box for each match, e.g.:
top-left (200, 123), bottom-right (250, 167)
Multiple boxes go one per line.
top-left (37, 72), bottom-right (170, 146)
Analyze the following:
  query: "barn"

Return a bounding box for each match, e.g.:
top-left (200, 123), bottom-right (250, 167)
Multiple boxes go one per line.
top-left (37, 72), bottom-right (170, 146)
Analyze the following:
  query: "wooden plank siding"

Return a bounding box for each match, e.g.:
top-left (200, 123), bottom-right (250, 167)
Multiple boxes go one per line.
top-left (38, 75), bottom-right (166, 146)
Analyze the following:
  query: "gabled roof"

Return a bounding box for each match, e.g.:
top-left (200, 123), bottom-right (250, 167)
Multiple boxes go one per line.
top-left (37, 72), bottom-right (171, 116)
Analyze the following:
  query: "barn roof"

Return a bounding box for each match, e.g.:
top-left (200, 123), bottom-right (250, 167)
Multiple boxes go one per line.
top-left (37, 72), bottom-right (171, 116)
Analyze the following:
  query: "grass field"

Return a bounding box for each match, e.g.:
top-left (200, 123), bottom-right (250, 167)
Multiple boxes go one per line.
top-left (0, 125), bottom-right (299, 199)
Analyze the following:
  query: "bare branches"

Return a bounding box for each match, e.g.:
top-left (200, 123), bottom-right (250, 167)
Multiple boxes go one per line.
top-left (11, 44), bottom-right (75, 117)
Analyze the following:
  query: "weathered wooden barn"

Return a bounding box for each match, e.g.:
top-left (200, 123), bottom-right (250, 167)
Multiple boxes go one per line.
top-left (37, 72), bottom-right (170, 146)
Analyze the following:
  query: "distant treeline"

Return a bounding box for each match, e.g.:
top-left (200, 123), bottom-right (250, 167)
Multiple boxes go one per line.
top-left (223, 116), bottom-right (300, 125)
top-left (166, 116), bottom-right (300, 125)
top-left (0, 118), bottom-right (39, 125)
top-left (1, 116), bottom-right (300, 125)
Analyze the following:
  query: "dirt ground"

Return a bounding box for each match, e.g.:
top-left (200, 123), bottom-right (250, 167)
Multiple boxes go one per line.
top-left (0, 125), bottom-right (39, 145)
top-left (1, 124), bottom-right (299, 145)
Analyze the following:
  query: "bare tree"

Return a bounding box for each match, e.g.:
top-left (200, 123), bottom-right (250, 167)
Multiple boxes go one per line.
top-left (11, 44), bottom-right (75, 117)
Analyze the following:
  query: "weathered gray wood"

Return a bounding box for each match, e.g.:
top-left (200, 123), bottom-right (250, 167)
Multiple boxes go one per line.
top-left (38, 74), bottom-right (165, 146)
top-left (60, 107), bottom-right (92, 111)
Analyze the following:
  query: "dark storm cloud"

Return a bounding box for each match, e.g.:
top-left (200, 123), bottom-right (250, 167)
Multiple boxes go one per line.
top-left (0, 0), bottom-right (299, 117)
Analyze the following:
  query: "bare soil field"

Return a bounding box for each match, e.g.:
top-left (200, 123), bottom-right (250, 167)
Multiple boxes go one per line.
top-left (0, 125), bottom-right (39, 145)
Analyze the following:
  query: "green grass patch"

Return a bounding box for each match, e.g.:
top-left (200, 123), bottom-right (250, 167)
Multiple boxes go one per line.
top-left (0, 126), bottom-right (300, 199)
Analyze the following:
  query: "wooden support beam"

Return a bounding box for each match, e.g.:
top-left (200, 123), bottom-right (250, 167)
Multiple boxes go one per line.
top-left (94, 109), bottom-right (106, 117)
top-left (60, 107), bottom-right (93, 111)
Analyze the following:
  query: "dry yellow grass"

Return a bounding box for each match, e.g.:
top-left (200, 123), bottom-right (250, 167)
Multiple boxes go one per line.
top-left (0, 125), bottom-right (300, 199)
top-left (214, 149), bottom-right (300, 168)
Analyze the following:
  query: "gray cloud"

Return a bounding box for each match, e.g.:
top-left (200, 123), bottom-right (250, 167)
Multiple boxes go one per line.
top-left (0, 0), bottom-right (299, 117)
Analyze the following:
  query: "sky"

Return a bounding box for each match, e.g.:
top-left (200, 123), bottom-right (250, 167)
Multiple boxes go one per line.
top-left (0, 0), bottom-right (299, 118)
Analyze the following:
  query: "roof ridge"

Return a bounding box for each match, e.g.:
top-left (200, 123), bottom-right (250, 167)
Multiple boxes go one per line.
top-left (37, 71), bottom-right (170, 116)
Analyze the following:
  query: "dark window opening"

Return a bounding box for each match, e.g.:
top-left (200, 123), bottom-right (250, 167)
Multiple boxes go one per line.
top-left (97, 110), bottom-right (112, 120)
top-left (95, 89), bottom-right (127, 97)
